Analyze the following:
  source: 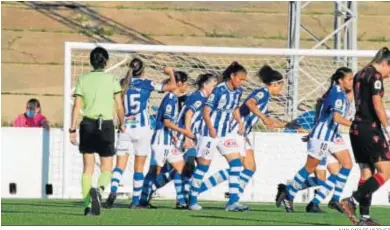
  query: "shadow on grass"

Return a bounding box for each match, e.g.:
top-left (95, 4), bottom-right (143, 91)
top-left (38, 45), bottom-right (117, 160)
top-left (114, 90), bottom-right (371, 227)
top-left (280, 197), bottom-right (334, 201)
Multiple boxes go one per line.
top-left (190, 214), bottom-right (331, 226)
top-left (2, 200), bottom-right (83, 208)
top-left (2, 209), bottom-right (81, 217)
top-left (197, 205), bottom-right (306, 214)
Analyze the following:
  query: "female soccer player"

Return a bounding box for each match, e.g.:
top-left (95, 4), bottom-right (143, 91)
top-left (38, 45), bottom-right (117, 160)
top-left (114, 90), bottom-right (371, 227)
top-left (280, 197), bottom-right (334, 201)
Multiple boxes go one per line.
top-left (279, 67), bottom-right (354, 213)
top-left (70, 46), bottom-right (125, 216)
top-left (104, 58), bottom-right (177, 208)
top-left (341, 47), bottom-right (390, 225)
top-left (196, 65), bottom-right (289, 199)
top-left (140, 73), bottom-right (219, 208)
top-left (189, 61), bottom-right (247, 211)
top-left (138, 71), bottom-right (194, 208)
top-left (276, 87), bottom-right (356, 213)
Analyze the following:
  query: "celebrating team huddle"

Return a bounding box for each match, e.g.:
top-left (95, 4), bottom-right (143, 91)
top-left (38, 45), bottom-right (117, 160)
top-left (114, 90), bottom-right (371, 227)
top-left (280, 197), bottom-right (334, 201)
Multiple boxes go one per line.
top-left (71, 46), bottom-right (390, 226)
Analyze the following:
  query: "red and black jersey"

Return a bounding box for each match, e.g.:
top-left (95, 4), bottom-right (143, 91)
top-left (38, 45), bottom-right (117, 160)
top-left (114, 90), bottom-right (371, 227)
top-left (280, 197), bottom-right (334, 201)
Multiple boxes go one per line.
top-left (353, 65), bottom-right (385, 125)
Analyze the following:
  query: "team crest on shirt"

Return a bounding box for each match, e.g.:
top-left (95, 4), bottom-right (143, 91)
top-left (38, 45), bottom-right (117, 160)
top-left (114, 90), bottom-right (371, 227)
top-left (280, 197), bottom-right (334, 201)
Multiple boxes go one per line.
top-left (194, 101), bottom-right (202, 108)
top-left (335, 99), bottom-right (343, 108)
top-left (374, 80), bottom-right (382, 90)
top-left (257, 91), bottom-right (264, 99)
top-left (373, 135), bottom-right (379, 143)
top-left (166, 105), bottom-right (172, 112)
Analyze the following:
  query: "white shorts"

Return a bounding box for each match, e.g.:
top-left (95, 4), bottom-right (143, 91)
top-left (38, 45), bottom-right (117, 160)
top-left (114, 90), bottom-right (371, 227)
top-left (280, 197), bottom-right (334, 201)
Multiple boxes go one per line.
top-left (307, 137), bottom-right (348, 161)
top-left (237, 135), bottom-right (253, 157)
top-left (317, 154), bottom-right (338, 170)
top-left (151, 144), bottom-right (183, 167)
top-left (116, 127), bottom-right (152, 156)
top-left (197, 135), bottom-right (241, 160)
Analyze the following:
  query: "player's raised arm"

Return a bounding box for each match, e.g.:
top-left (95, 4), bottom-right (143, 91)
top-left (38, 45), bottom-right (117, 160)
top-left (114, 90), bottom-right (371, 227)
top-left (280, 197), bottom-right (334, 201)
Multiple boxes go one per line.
top-left (159, 66), bottom-right (177, 92)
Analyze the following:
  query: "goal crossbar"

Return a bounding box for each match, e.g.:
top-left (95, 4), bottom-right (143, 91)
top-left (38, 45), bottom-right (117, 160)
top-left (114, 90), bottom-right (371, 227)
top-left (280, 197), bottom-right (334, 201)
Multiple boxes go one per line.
top-left (65, 42), bottom-right (377, 57)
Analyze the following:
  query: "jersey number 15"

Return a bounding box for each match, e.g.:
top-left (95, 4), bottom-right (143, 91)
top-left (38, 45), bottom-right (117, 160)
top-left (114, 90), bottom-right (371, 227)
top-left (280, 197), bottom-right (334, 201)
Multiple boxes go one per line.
top-left (125, 94), bottom-right (141, 114)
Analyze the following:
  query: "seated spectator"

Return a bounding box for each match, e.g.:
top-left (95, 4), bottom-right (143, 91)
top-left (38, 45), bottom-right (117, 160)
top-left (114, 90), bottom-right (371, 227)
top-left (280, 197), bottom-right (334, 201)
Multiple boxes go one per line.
top-left (13, 98), bottom-right (49, 129)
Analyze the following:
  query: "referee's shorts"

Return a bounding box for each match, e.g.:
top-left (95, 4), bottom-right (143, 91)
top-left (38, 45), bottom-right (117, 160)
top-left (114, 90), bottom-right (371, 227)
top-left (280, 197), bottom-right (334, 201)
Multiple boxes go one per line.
top-left (79, 117), bottom-right (115, 157)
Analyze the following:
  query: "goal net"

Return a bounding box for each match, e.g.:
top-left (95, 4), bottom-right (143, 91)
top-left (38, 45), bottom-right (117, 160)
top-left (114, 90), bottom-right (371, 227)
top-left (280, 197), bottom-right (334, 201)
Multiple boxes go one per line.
top-left (59, 43), bottom-right (385, 199)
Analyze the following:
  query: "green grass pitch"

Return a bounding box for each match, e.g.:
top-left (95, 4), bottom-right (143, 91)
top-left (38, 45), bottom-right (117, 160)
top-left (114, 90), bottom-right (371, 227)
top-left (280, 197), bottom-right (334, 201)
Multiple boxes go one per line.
top-left (2, 199), bottom-right (390, 226)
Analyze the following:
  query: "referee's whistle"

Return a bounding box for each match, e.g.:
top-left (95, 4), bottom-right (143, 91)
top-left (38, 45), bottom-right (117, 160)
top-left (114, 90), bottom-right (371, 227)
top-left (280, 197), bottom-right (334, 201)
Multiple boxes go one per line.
top-left (98, 115), bottom-right (103, 131)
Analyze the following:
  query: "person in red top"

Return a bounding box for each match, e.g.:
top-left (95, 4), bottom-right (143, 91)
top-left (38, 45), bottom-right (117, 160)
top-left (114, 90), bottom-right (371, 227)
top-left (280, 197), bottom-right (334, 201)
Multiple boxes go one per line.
top-left (13, 98), bottom-right (49, 129)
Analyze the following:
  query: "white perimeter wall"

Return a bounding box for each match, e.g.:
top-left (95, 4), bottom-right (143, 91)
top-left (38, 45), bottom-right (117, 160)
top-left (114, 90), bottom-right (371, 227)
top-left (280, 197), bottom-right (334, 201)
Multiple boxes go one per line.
top-left (1, 128), bottom-right (389, 205)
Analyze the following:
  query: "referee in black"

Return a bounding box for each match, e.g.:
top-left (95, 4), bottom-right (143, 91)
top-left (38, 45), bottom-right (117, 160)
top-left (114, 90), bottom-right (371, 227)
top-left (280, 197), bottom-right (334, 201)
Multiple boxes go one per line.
top-left (341, 47), bottom-right (390, 225)
top-left (69, 46), bottom-right (125, 216)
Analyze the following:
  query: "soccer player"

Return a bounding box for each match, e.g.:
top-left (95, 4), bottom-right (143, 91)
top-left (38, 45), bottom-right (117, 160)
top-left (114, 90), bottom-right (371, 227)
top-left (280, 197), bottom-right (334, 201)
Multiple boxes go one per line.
top-left (340, 47), bottom-right (390, 225)
top-left (189, 61), bottom-right (247, 211)
top-left (276, 88), bottom-right (356, 213)
top-left (141, 73), bottom-right (219, 208)
top-left (104, 58), bottom-right (177, 208)
top-left (196, 65), bottom-right (290, 200)
top-left (69, 46), bottom-right (125, 216)
top-left (138, 71), bottom-right (194, 208)
top-left (278, 67), bottom-right (354, 213)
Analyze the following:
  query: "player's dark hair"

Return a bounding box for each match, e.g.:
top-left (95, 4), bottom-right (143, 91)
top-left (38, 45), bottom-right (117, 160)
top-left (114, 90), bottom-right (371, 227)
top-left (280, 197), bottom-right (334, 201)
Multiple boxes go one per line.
top-left (121, 58), bottom-right (145, 98)
top-left (174, 71), bottom-right (189, 83)
top-left (371, 47), bottom-right (390, 65)
top-left (129, 58), bottom-right (145, 77)
top-left (314, 67), bottom-right (352, 122)
top-left (195, 73), bottom-right (218, 89)
top-left (222, 61), bottom-right (247, 81)
top-left (27, 98), bottom-right (42, 112)
top-left (258, 65), bottom-right (283, 84)
top-left (90, 46), bottom-right (109, 70)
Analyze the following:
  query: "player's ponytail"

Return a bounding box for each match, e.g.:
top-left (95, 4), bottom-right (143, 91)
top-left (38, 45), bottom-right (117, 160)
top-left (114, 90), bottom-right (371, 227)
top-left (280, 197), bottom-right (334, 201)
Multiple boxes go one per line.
top-left (90, 47), bottom-right (109, 70)
top-left (258, 65), bottom-right (283, 84)
top-left (371, 47), bottom-right (390, 65)
top-left (222, 61), bottom-right (246, 81)
top-left (121, 58), bottom-right (144, 98)
top-left (195, 73), bottom-right (218, 89)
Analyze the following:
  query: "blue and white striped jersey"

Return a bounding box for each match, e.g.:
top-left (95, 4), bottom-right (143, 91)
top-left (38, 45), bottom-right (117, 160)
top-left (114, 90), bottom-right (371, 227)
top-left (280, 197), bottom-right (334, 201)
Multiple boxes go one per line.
top-left (152, 92), bottom-right (179, 145)
top-left (310, 85), bottom-right (350, 142)
top-left (231, 88), bottom-right (270, 136)
top-left (176, 90), bottom-right (208, 143)
top-left (122, 78), bottom-right (164, 128)
top-left (200, 82), bottom-right (243, 137)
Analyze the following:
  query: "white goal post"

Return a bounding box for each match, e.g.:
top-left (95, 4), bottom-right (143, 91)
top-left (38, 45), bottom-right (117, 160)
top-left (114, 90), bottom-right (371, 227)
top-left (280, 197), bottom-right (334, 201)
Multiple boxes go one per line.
top-left (63, 42), bottom-right (383, 200)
